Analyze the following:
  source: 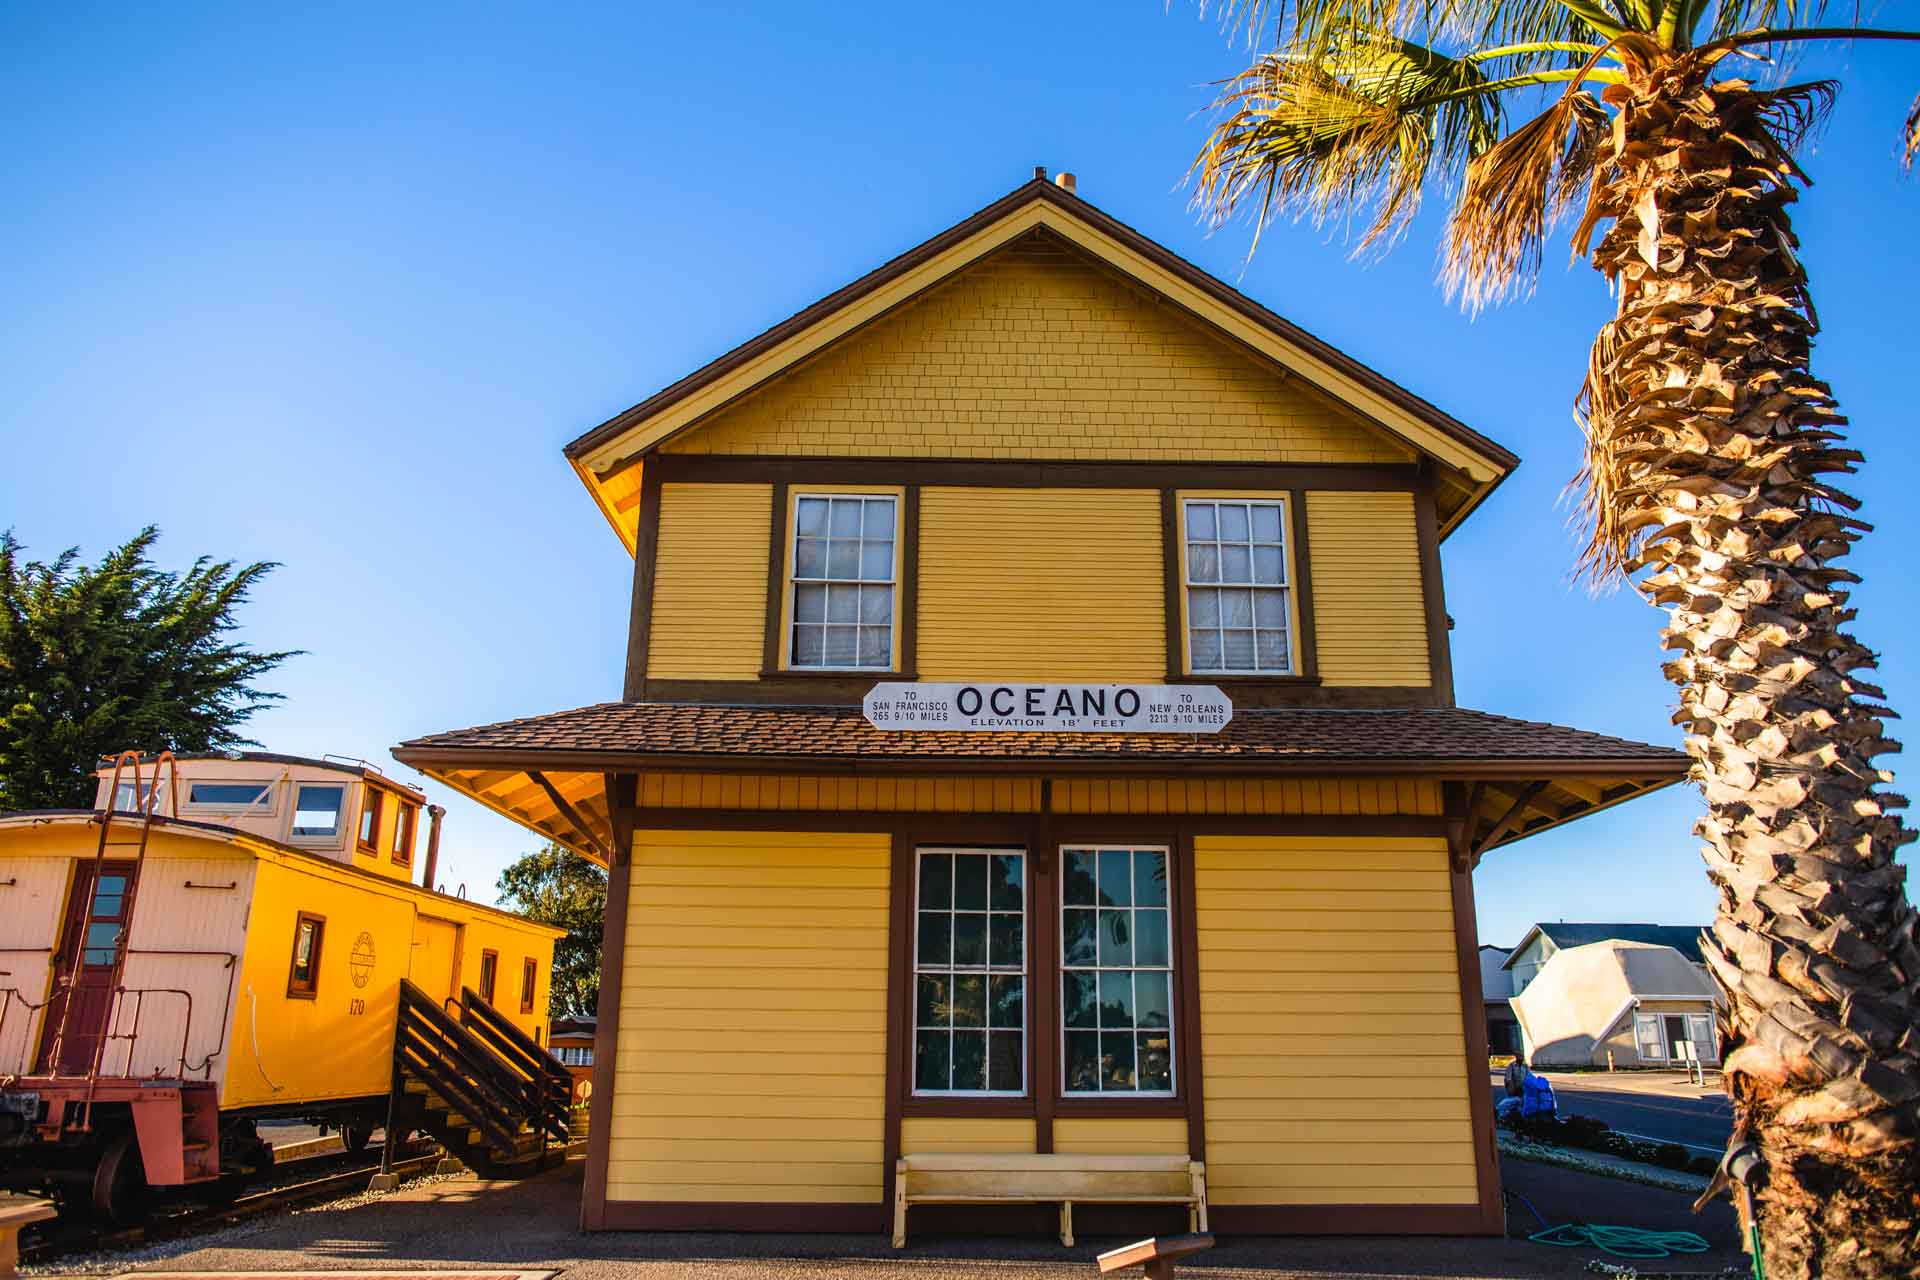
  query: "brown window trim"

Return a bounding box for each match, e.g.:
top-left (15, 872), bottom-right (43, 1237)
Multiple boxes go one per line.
top-left (391, 802), bottom-right (417, 868)
top-left (356, 786), bottom-right (385, 856)
top-left (287, 911), bottom-right (326, 999)
top-left (520, 956), bottom-right (537, 1014)
top-left (479, 948), bottom-right (499, 1004)
top-left (1162, 488), bottom-right (1320, 684)
top-left (759, 483), bottom-right (919, 680)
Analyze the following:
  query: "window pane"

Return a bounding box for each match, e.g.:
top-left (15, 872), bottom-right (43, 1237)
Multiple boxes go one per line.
top-left (989, 914), bottom-right (1022, 969)
top-left (951, 974), bottom-right (986, 1027)
top-left (293, 785), bottom-right (343, 836)
top-left (858, 627), bottom-right (890, 667)
top-left (990, 853), bottom-right (1023, 910)
top-left (1064, 851), bottom-right (1097, 905)
top-left (1138, 1033), bottom-right (1174, 1091)
top-left (189, 782), bottom-right (270, 807)
top-left (1252, 546), bottom-right (1285, 584)
top-left (829, 499), bottom-right (862, 537)
top-left (1064, 972), bottom-right (1097, 1028)
top-left (859, 584), bottom-right (893, 623)
top-left (1189, 630), bottom-right (1222, 669)
top-left (792, 625), bottom-right (824, 665)
top-left (952, 914), bottom-right (987, 966)
top-left (1097, 850), bottom-right (1132, 906)
top-left (92, 894), bottom-right (122, 919)
top-left (98, 875), bottom-right (127, 896)
top-left (1257, 629), bottom-right (1290, 671)
top-left (1099, 971), bottom-right (1134, 1028)
top-left (826, 584), bottom-right (858, 622)
top-left (1187, 543), bottom-right (1219, 584)
top-left (794, 537), bottom-right (827, 578)
top-left (1220, 590), bottom-right (1253, 628)
top-left (1219, 503), bottom-right (1250, 541)
top-left (1134, 851), bottom-right (1167, 906)
top-left (360, 803), bottom-right (377, 844)
top-left (988, 1032), bottom-right (1022, 1092)
top-left (953, 856), bottom-right (988, 910)
top-left (859, 540), bottom-right (894, 579)
top-left (1135, 910), bottom-right (1171, 968)
top-left (1253, 589), bottom-right (1286, 628)
top-left (826, 540), bottom-right (858, 579)
top-left (1101, 1032), bottom-right (1137, 1090)
top-left (1251, 503), bottom-right (1283, 543)
top-left (1220, 544), bottom-right (1252, 583)
top-left (1185, 502), bottom-right (1217, 540)
top-left (795, 497), bottom-right (828, 537)
top-left (1189, 587), bottom-right (1220, 627)
top-left (1222, 630), bottom-right (1256, 669)
top-left (917, 912), bottom-right (950, 965)
top-left (917, 974), bottom-right (949, 1026)
top-left (823, 625), bottom-right (858, 666)
top-left (989, 975), bottom-right (1023, 1028)
top-left (1065, 1031), bottom-right (1100, 1092)
top-left (952, 1030), bottom-right (987, 1091)
top-left (1098, 910), bottom-right (1132, 967)
top-left (919, 854), bottom-right (952, 908)
top-left (915, 1031), bottom-right (950, 1091)
top-left (84, 922), bottom-right (121, 964)
top-left (1063, 909), bottom-right (1096, 966)
top-left (1136, 971), bottom-right (1172, 1029)
top-left (862, 499), bottom-right (895, 538)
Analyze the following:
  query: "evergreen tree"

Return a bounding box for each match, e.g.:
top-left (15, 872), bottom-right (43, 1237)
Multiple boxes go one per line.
top-left (0, 526), bottom-right (293, 809)
top-left (496, 841), bottom-right (606, 1020)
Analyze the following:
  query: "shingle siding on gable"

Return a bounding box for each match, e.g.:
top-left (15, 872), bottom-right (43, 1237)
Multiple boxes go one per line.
top-left (662, 237), bottom-right (1415, 464)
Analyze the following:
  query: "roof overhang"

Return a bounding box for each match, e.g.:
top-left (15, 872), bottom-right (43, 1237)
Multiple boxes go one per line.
top-left (567, 179), bottom-right (1519, 556)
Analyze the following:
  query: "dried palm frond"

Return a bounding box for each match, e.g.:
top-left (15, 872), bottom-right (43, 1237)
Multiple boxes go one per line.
top-left (1906, 89), bottom-right (1920, 168)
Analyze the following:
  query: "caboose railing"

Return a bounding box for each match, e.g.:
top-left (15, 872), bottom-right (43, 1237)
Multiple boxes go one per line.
top-left (392, 980), bottom-right (543, 1159)
top-left (458, 988), bottom-right (571, 1146)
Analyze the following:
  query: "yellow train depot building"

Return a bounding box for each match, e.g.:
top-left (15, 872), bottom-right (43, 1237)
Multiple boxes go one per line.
top-left (395, 176), bottom-right (1688, 1240)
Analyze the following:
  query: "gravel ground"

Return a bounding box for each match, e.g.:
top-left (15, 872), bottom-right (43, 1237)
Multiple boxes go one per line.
top-left (28, 1156), bottom-right (1751, 1280)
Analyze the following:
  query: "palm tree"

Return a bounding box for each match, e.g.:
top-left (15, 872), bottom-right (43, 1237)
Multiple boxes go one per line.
top-left (1189, 4), bottom-right (1917, 1275)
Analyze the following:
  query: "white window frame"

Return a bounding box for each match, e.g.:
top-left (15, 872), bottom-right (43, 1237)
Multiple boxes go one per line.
top-left (181, 778), bottom-right (279, 817)
top-left (1179, 496), bottom-right (1296, 676)
top-left (1059, 844), bottom-right (1178, 1098)
top-left (911, 846), bottom-right (1028, 1098)
top-left (785, 491), bottom-right (900, 673)
top-left (287, 782), bottom-right (348, 847)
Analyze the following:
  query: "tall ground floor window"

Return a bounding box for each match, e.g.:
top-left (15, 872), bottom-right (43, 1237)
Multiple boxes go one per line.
top-left (1061, 845), bottom-right (1175, 1095)
top-left (913, 847), bottom-right (1025, 1095)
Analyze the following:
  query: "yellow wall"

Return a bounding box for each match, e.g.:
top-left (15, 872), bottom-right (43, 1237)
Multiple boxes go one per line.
top-left (637, 772), bottom-right (1041, 813)
top-left (608, 829), bottom-right (890, 1204)
top-left (1307, 491), bottom-right (1431, 687)
top-left (917, 487), bottom-right (1165, 681)
top-left (647, 482), bottom-right (772, 680)
top-left (1194, 835), bottom-right (1477, 1206)
top-left (900, 1117), bottom-right (1036, 1154)
top-left (1050, 777), bottom-right (1441, 817)
top-left (1053, 1117), bottom-right (1188, 1155)
top-left (663, 238), bottom-right (1411, 465)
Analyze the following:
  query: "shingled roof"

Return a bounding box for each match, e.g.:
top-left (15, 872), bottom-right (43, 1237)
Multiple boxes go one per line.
top-left (396, 701), bottom-right (1684, 776)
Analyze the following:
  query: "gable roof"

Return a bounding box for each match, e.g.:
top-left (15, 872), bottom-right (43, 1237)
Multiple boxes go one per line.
top-left (1503, 922), bottom-right (1706, 967)
top-left (567, 177), bottom-right (1519, 553)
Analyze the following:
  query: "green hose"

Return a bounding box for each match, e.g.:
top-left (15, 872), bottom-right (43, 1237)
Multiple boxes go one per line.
top-left (1528, 1223), bottom-right (1715, 1259)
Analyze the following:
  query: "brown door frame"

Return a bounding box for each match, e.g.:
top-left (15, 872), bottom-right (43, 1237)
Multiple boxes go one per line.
top-left (35, 860), bottom-right (138, 1075)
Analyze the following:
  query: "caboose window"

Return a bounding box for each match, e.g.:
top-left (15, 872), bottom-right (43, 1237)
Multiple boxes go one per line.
top-left (788, 493), bottom-right (897, 671)
top-left (357, 787), bottom-right (385, 854)
top-left (291, 784), bottom-right (345, 840)
top-left (520, 957), bottom-right (537, 1013)
top-left (479, 949), bottom-right (499, 1003)
top-left (392, 803), bottom-right (416, 867)
top-left (185, 781), bottom-right (274, 812)
top-left (288, 912), bottom-right (325, 998)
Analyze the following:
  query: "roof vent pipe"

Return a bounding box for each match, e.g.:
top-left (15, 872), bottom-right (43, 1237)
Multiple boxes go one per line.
top-left (1054, 172), bottom-right (1077, 195)
top-left (422, 804), bottom-right (446, 891)
top-left (1033, 166), bottom-right (1048, 181)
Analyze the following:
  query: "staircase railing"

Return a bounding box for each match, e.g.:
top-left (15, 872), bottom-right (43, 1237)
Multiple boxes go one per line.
top-left (392, 979), bottom-right (543, 1158)
top-left (458, 988), bottom-right (571, 1145)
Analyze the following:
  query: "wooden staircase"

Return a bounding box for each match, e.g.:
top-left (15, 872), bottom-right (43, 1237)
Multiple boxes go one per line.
top-left (390, 981), bottom-right (571, 1178)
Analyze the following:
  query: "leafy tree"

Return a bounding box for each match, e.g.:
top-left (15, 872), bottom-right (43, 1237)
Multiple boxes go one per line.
top-left (1190, 4), bottom-right (1918, 1274)
top-left (496, 841), bottom-right (606, 1020)
top-left (0, 526), bottom-right (293, 810)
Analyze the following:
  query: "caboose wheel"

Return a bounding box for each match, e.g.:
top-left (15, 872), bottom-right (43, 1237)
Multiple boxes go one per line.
top-left (92, 1130), bottom-right (151, 1225)
top-left (342, 1124), bottom-right (373, 1156)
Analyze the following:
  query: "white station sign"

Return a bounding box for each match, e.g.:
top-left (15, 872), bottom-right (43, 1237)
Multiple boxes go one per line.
top-left (863, 682), bottom-right (1233, 734)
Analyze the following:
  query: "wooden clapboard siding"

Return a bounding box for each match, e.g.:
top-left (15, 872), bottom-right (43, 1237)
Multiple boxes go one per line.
top-left (645, 483), bottom-right (772, 681)
top-left (636, 773), bottom-right (1041, 814)
top-left (1048, 777), bottom-right (1442, 817)
top-left (1052, 1117), bottom-right (1189, 1156)
top-left (661, 239), bottom-right (1412, 466)
top-left (916, 487), bottom-right (1165, 681)
top-left (1306, 491), bottom-right (1431, 687)
top-left (900, 1117), bottom-right (1038, 1154)
top-left (1194, 835), bottom-right (1477, 1207)
top-left (607, 830), bottom-right (891, 1204)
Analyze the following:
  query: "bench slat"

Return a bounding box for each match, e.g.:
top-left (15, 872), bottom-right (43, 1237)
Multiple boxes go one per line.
top-left (899, 1154), bottom-right (1194, 1173)
top-left (905, 1170), bottom-right (1191, 1199)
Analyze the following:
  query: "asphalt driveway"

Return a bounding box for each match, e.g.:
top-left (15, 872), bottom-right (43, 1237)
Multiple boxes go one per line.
top-left (1492, 1070), bottom-right (1734, 1154)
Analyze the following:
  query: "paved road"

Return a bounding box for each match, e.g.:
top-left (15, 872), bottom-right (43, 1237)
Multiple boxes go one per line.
top-left (1494, 1071), bottom-right (1733, 1154)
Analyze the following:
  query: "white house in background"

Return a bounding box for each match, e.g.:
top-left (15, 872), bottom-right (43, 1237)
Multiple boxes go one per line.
top-left (1479, 944), bottom-right (1520, 1057)
top-left (1503, 922), bottom-right (1706, 995)
top-left (1510, 939), bottom-right (1722, 1069)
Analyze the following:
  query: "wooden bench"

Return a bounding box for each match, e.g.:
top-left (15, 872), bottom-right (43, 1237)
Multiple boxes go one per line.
top-left (892, 1153), bottom-right (1207, 1248)
top-left (0, 1195), bottom-right (57, 1280)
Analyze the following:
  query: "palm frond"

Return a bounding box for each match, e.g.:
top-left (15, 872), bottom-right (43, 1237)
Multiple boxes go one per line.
top-left (1752, 77), bottom-right (1840, 150)
top-left (1191, 30), bottom-right (1523, 255)
top-left (1443, 88), bottom-right (1611, 308)
top-left (1905, 89), bottom-right (1920, 168)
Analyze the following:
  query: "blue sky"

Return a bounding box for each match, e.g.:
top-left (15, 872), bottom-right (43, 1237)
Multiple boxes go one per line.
top-left (4, 4), bottom-right (1915, 945)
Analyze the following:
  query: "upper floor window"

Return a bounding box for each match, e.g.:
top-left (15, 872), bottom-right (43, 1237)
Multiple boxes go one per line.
top-left (357, 786), bottom-right (385, 854)
top-left (291, 784), bottom-right (345, 842)
top-left (392, 802), bottom-right (417, 867)
top-left (184, 780), bottom-right (275, 814)
top-left (1182, 498), bottom-right (1293, 675)
top-left (789, 493), bottom-right (896, 671)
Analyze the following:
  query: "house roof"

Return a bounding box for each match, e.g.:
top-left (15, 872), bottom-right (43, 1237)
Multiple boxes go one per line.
top-left (1503, 922), bottom-right (1706, 968)
top-left (1509, 940), bottom-right (1718, 1058)
top-left (566, 177), bottom-right (1520, 553)
top-left (392, 702), bottom-right (1685, 865)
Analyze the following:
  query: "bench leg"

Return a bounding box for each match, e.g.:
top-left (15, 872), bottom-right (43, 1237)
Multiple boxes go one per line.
top-left (1059, 1200), bottom-right (1074, 1249)
top-left (2, 1225), bottom-right (20, 1280)
top-left (891, 1184), bottom-right (907, 1248)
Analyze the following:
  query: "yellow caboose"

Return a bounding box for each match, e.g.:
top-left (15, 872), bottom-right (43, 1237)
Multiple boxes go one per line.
top-left (0, 751), bottom-right (568, 1221)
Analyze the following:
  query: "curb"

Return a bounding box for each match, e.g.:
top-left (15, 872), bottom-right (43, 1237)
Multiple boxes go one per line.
top-left (1498, 1134), bottom-right (1710, 1195)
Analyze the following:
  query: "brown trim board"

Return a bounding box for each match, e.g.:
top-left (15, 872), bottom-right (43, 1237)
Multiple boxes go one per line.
top-left (580, 772), bottom-right (636, 1232)
top-left (758, 480), bottom-right (790, 676)
top-left (636, 678), bottom-right (1439, 709)
top-left (1415, 464), bottom-right (1456, 706)
top-left (1451, 858), bottom-right (1504, 1235)
top-left (652, 453), bottom-right (1422, 493)
top-left (621, 467), bottom-right (664, 700)
top-left (599, 1202), bottom-right (887, 1233)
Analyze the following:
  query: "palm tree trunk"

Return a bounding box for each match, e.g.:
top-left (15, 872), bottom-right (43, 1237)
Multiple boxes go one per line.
top-left (1580, 61), bottom-right (1920, 1278)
